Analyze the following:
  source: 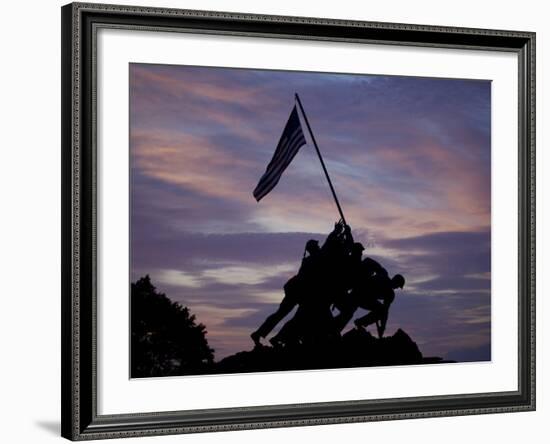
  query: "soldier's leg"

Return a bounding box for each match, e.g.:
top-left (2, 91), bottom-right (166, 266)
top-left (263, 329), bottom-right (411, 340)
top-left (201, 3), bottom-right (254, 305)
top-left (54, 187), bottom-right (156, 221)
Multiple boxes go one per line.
top-left (253, 294), bottom-right (297, 339)
top-left (270, 313), bottom-right (301, 346)
top-left (332, 294), bottom-right (358, 332)
top-left (354, 299), bottom-right (384, 328)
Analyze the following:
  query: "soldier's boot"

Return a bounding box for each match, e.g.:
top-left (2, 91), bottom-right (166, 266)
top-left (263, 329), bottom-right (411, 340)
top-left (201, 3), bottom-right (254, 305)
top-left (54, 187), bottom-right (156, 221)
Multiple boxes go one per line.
top-left (250, 330), bottom-right (262, 347)
top-left (269, 335), bottom-right (284, 348)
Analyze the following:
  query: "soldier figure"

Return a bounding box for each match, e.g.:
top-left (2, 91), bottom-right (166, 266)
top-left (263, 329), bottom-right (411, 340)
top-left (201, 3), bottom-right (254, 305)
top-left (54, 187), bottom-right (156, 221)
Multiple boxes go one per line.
top-left (250, 238), bottom-right (321, 346)
top-left (353, 272), bottom-right (405, 338)
top-left (251, 222), bottom-right (405, 348)
top-left (334, 257), bottom-right (405, 337)
top-left (267, 221), bottom-right (353, 347)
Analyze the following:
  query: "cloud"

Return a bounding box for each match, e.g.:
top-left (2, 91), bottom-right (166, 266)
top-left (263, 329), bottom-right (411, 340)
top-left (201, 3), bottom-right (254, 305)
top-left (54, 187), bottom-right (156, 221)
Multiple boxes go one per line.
top-left (157, 263), bottom-right (294, 288)
top-left (202, 264), bottom-right (295, 286)
top-left (132, 231), bottom-right (325, 272)
top-left (131, 129), bottom-right (257, 203)
top-left (131, 65), bottom-right (491, 239)
top-left (385, 291), bottom-right (491, 360)
top-left (157, 269), bottom-right (202, 288)
top-left (383, 230), bottom-right (490, 253)
top-left (131, 63), bottom-right (275, 106)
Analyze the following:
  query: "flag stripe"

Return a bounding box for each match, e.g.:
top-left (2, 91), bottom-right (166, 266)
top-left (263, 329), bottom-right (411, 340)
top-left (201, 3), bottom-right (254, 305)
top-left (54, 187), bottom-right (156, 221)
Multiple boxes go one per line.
top-left (264, 125), bottom-right (304, 172)
top-left (253, 131), bottom-right (306, 200)
top-left (253, 128), bottom-right (306, 197)
top-left (253, 145), bottom-right (300, 201)
top-left (253, 106), bottom-right (307, 201)
top-left (254, 140), bottom-right (305, 200)
top-left (254, 138), bottom-right (304, 200)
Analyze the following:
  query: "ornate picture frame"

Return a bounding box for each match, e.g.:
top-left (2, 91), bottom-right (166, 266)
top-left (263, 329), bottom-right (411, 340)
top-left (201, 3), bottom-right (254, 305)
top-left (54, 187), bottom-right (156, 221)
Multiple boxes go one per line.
top-left (61, 2), bottom-right (535, 440)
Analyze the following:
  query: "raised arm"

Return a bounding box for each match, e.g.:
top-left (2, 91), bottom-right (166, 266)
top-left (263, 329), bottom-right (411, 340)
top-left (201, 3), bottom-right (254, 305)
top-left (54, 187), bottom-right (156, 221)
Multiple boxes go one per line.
top-left (343, 224), bottom-right (354, 250)
top-left (321, 221), bottom-right (344, 250)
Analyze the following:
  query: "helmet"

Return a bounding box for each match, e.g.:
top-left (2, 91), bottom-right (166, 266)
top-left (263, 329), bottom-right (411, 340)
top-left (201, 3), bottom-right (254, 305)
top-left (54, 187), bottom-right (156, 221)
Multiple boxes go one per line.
top-left (352, 242), bottom-right (365, 252)
top-left (392, 274), bottom-right (405, 289)
top-left (305, 239), bottom-right (319, 252)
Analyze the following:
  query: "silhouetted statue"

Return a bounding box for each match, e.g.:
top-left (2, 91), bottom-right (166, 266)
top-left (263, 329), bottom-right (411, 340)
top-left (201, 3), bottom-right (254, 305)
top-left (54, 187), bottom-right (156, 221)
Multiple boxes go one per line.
top-left (250, 238), bottom-right (322, 346)
top-left (354, 272), bottom-right (404, 338)
top-left (251, 221), bottom-right (405, 350)
top-left (268, 221), bottom-right (357, 347)
top-left (334, 258), bottom-right (405, 337)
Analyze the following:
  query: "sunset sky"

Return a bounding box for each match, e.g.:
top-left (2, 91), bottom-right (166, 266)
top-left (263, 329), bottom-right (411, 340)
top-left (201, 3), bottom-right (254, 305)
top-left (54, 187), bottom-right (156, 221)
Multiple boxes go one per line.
top-left (130, 63), bottom-right (491, 363)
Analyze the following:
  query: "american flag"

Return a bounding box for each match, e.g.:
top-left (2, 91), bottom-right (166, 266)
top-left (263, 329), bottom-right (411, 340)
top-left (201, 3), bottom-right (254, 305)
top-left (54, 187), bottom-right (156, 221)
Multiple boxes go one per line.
top-left (253, 106), bottom-right (307, 201)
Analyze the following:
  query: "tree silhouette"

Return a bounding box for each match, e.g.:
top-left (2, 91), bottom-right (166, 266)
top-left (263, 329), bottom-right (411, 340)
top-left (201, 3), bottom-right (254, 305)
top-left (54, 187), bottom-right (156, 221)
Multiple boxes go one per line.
top-left (131, 275), bottom-right (215, 377)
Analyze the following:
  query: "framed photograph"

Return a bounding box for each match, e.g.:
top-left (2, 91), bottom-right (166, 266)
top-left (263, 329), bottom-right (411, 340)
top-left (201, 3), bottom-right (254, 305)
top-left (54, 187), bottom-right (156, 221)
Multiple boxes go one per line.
top-left (61, 2), bottom-right (535, 440)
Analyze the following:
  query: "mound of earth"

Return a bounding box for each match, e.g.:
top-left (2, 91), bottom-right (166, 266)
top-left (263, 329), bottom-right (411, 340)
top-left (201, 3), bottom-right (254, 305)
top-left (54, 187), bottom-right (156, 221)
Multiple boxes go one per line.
top-left (213, 328), bottom-right (452, 375)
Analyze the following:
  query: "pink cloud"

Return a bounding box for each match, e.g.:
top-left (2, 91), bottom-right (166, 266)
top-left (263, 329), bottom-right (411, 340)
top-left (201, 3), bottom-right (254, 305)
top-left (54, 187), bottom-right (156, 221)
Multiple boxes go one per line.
top-left (131, 64), bottom-right (272, 107)
top-left (132, 129), bottom-right (258, 203)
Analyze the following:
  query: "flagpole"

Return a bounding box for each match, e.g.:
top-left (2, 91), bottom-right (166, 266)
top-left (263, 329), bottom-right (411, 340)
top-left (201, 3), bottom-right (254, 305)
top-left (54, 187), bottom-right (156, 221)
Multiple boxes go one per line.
top-left (294, 93), bottom-right (347, 226)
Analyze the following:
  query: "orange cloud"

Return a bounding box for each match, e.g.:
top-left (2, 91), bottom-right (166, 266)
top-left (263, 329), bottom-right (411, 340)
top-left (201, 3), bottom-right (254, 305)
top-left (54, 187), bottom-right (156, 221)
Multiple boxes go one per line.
top-left (131, 64), bottom-right (271, 107)
top-left (132, 129), bottom-right (258, 203)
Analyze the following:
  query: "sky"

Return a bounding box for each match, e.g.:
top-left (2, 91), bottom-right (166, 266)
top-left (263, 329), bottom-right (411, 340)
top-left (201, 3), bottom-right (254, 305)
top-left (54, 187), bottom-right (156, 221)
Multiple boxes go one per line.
top-left (129, 63), bottom-right (491, 363)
